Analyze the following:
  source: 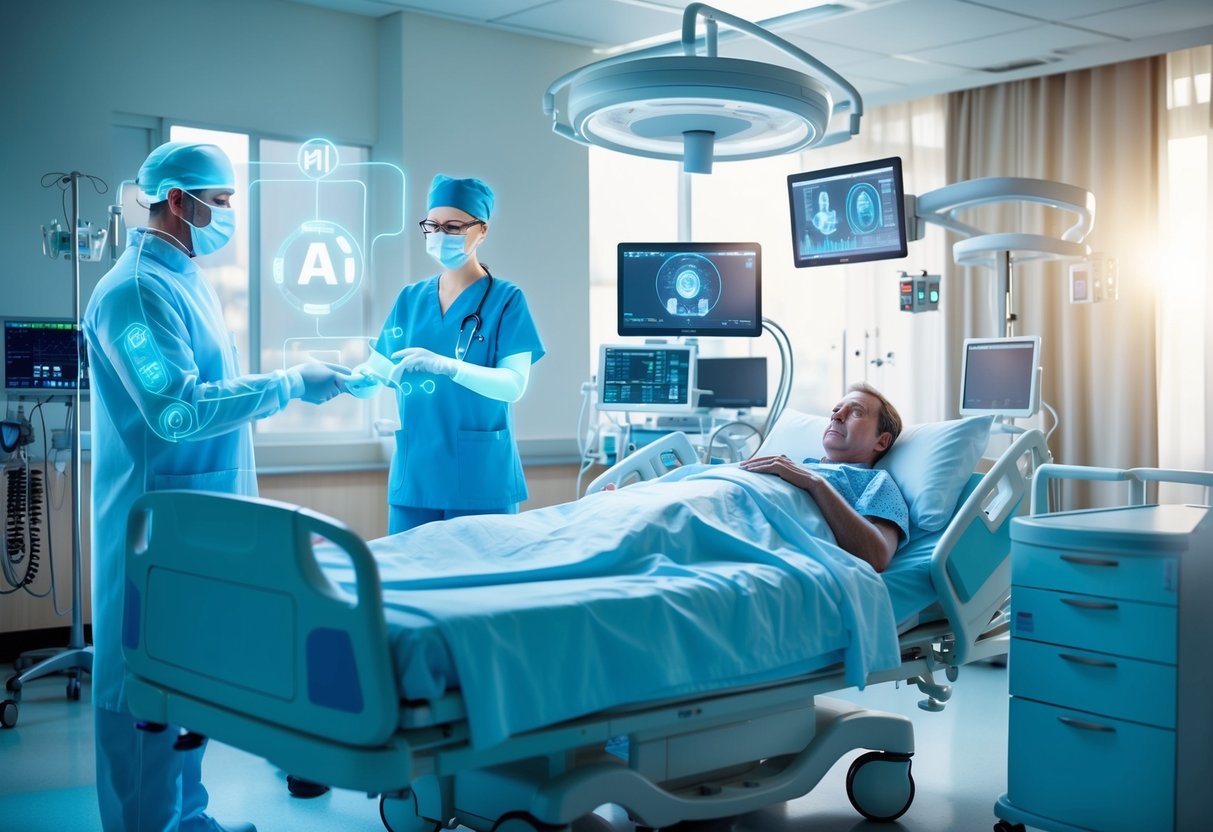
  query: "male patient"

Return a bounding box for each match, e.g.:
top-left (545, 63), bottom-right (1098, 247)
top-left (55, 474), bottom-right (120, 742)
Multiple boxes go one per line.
top-left (740, 382), bottom-right (906, 573)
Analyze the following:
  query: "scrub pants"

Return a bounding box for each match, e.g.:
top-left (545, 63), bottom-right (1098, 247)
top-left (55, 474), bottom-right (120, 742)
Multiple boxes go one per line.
top-left (95, 705), bottom-right (235, 832)
top-left (388, 504), bottom-right (516, 534)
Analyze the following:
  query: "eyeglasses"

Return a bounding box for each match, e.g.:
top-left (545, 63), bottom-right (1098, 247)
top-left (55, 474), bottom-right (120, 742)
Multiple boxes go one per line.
top-left (418, 219), bottom-right (484, 236)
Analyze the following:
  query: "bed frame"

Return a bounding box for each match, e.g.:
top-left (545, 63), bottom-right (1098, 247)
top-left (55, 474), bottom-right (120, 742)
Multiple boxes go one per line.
top-left (122, 428), bottom-right (1050, 832)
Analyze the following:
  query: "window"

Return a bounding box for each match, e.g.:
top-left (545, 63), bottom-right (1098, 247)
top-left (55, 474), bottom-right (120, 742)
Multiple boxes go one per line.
top-left (167, 125), bottom-right (376, 441)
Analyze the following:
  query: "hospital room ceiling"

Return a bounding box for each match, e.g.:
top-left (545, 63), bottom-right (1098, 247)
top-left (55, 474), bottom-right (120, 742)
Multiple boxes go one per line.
top-left (285, 0), bottom-right (1213, 107)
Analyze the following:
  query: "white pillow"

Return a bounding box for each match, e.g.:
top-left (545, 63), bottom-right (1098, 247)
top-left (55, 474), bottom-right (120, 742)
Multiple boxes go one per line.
top-left (875, 415), bottom-right (994, 532)
top-left (756, 408), bottom-right (993, 533)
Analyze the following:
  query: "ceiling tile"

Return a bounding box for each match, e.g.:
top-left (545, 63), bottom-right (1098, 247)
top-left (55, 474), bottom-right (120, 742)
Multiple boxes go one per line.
top-left (1069, 0), bottom-right (1213, 38)
top-left (367, 0), bottom-right (555, 22)
top-left (710, 33), bottom-right (883, 72)
top-left (788, 0), bottom-right (1039, 55)
top-left (960, 0), bottom-right (1165, 23)
top-left (845, 55), bottom-right (976, 84)
top-left (911, 23), bottom-right (1121, 70)
top-left (497, 0), bottom-right (683, 47)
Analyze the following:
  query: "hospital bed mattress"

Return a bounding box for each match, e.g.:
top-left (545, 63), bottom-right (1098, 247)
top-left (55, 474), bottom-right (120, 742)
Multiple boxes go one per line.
top-left (345, 529), bottom-right (941, 703)
top-left (312, 466), bottom-right (941, 748)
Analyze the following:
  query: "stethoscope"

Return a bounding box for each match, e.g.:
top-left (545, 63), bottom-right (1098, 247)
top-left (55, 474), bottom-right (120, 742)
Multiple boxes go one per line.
top-left (455, 266), bottom-right (493, 361)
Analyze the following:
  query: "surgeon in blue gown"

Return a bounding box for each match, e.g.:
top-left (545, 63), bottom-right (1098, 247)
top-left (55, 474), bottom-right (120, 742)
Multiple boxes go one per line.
top-left (348, 174), bottom-right (545, 533)
top-left (82, 141), bottom-right (351, 832)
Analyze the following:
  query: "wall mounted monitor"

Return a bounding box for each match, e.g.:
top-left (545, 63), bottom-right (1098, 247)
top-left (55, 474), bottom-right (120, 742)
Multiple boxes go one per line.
top-left (696, 356), bottom-right (768, 409)
top-left (959, 336), bottom-right (1041, 418)
top-left (3, 318), bottom-right (89, 397)
top-left (788, 156), bottom-right (909, 268)
top-left (597, 343), bottom-right (697, 413)
top-left (617, 242), bottom-right (761, 337)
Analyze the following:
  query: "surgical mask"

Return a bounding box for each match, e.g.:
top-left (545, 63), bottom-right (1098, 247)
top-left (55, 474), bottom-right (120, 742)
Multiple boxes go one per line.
top-left (425, 231), bottom-right (470, 270)
top-left (183, 191), bottom-right (236, 256)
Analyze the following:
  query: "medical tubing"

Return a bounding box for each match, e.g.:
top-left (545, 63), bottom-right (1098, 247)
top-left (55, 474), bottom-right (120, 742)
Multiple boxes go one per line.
top-left (3, 464), bottom-right (43, 592)
top-left (760, 318), bottom-right (793, 437)
top-left (35, 401), bottom-right (64, 609)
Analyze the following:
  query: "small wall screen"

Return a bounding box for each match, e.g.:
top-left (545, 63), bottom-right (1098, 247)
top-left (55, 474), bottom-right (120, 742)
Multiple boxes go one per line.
top-left (3, 319), bottom-right (88, 395)
top-left (597, 344), bottom-right (697, 413)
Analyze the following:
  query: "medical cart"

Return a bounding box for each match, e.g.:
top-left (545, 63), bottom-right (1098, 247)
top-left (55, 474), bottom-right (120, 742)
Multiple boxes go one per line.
top-left (994, 465), bottom-right (1213, 832)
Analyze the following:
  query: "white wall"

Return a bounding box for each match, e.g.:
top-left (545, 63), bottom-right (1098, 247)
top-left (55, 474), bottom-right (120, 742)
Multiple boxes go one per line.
top-left (383, 12), bottom-right (592, 446)
top-left (0, 0), bottom-right (593, 449)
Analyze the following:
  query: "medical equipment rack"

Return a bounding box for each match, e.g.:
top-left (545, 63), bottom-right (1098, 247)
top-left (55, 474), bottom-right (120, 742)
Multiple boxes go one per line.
top-left (994, 464), bottom-right (1213, 832)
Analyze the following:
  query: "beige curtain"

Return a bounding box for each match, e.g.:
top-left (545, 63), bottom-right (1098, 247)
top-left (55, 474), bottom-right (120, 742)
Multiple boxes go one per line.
top-left (1157, 46), bottom-right (1213, 502)
top-left (945, 58), bottom-right (1166, 507)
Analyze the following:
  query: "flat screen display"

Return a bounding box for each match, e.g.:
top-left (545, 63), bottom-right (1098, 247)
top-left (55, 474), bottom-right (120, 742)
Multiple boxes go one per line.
top-left (788, 156), bottom-right (908, 268)
top-left (696, 356), bottom-right (768, 409)
top-left (3, 319), bottom-right (88, 395)
top-left (617, 242), bottom-right (761, 337)
top-left (959, 336), bottom-right (1041, 418)
top-left (597, 344), bottom-right (697, 413)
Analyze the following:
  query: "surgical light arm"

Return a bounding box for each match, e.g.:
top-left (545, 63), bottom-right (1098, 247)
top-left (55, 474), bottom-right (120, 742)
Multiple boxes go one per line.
top-left (906, 177), bottom-right (1097, 335)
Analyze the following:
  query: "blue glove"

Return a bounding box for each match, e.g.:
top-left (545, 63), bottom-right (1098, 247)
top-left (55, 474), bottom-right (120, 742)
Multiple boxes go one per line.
top-left (292, 362), bottom-right (352, 404)
top-left (390, 347), bottom-right (457, 382)
top-left (345, 350), bottom-right (396, 399)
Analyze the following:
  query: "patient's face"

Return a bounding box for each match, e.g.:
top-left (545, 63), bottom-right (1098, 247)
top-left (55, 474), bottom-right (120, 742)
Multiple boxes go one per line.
top-left (822, 391), bottom-right (891, 465)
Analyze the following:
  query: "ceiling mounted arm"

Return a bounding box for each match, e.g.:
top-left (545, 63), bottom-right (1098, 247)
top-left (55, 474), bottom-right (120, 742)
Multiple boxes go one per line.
top-left (544, 3), bottom-right (862, 173)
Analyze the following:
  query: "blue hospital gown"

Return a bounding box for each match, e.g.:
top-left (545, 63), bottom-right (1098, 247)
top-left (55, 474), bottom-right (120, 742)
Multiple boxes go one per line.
top-left (801, 458), bottom-right (910, 542)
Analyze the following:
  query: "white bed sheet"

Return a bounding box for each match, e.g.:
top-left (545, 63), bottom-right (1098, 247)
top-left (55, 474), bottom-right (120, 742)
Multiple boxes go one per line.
top-left (317, 465), bottom-right (918, 749)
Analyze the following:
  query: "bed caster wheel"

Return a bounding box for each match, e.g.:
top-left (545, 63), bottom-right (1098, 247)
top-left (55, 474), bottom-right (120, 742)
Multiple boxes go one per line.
top-left (571, 814), bottom-right (615, 832)
top-left (173, 730), bottom-right (207, 751)
top-left (1, 699), bottom-right (18, 729)
top-left (379, 792), bottom-right (441, 832)
top-left (492, 813), bottom-right (565, 832)
top-left (993, 822), bottom-right (1025, 832)
top-left (846, 751), bottom-right (914, 823)
top-left (66, 676), bottom-right (81, 701)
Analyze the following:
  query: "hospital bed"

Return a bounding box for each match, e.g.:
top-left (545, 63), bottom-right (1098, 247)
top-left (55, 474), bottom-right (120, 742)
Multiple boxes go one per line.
top-left (121, 413), bottom-right (1050, 832)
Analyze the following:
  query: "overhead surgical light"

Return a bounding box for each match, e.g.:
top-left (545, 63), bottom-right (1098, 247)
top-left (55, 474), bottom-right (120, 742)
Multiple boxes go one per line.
top-left (543, 2), bottom-right (862, 174)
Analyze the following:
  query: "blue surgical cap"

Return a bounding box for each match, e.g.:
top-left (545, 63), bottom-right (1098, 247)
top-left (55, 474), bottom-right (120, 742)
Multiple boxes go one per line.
top-left (427, 175), bottom-right (494, 221)
top-left (138, 142), bottom-right (236, 203)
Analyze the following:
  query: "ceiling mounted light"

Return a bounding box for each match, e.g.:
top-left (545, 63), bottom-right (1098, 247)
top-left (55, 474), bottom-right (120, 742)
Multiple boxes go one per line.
top-left (543, 3), bottom-right (862, 174)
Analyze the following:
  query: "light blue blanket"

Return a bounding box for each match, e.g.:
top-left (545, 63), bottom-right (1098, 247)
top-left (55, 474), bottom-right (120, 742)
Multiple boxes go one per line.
top-left (321, 464), bottom-right (901, 749)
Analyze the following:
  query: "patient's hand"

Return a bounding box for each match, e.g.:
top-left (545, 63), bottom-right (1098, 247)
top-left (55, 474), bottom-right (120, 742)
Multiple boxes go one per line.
top-left (740, 455), bottom-right (821, 492)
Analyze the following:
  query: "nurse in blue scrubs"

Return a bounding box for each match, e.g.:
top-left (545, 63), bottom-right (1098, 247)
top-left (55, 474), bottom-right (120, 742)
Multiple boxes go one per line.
top-left (350, 174), bottom-right (544, 532)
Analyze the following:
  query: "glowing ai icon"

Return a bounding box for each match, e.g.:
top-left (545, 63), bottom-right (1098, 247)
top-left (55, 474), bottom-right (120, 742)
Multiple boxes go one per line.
top-left (272, 220), bottom-right (364, 315)
top-left (297, 138), bottom-right (339, 180)
top-left (846, 182), bottom-right (881, 234)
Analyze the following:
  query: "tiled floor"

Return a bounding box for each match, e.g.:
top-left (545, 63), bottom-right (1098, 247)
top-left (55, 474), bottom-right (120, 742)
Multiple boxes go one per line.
top-left (0, 664), bottom-right (1012, 832)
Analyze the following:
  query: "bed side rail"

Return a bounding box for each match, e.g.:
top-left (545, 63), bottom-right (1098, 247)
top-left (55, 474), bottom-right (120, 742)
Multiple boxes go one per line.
top-left (586, 431), bottom-right (700, 494)
top-left (1031, 463), bottom-right (1213, 514)
top-left (929, 428), bottom-right (1051, 666)
top-left (123, 491), bottom-right (399, 747)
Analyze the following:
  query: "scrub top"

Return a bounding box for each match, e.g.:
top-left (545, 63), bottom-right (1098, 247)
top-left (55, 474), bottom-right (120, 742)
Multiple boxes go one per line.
top-left (373, 273), bottom-right (544, 511)
top-left (83, 229), bottom-right (299, 713)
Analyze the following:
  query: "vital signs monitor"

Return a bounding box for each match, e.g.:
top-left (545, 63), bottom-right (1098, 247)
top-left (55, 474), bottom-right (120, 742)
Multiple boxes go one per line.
top-left (3, 318), bottom-right (89, 396)
top-left (597, 343), bottom-right (697, 413)
top-left (959, 336), bottom-right (1041, 418)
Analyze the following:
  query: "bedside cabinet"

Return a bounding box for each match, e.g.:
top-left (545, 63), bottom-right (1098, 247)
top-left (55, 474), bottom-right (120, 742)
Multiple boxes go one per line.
top-left (994, 503), bottom-right (1213, 832)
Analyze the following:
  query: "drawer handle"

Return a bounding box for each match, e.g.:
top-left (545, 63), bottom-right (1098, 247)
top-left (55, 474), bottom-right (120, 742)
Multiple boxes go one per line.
top-left (1059, 554), bottom-right (1119, 568)
top-left (1060, 598), bottom-right (1120, 611)
top-left (1058, 716), bottom-right (1117, 733)
top-left (1059, 652), bottom-right (1118, 669)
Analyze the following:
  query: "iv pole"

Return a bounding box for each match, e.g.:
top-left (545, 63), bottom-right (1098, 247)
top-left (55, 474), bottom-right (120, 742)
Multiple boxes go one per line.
top-left (2, 172), bottom-right (96, 729)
